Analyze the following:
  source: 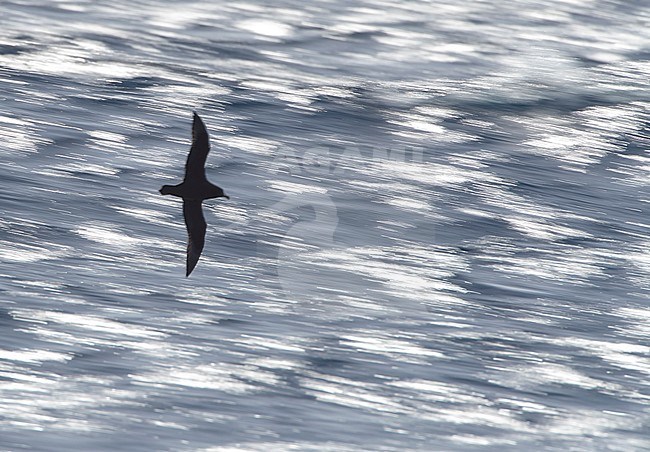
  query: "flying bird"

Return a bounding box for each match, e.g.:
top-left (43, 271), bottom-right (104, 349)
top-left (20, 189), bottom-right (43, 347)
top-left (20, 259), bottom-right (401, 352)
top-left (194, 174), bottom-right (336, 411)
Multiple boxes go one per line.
top-left (159, 112), bottom-right (229, 276)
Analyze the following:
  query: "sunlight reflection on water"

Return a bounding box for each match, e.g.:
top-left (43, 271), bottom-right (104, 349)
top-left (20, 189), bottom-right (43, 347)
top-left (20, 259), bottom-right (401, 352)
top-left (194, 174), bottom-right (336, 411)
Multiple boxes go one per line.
top-left (0, 0), bottom-right (648, 450)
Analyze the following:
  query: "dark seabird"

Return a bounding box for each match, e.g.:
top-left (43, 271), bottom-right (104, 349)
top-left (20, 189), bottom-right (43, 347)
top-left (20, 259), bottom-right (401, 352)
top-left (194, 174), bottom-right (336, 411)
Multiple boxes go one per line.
top-left (159, 112), bottom-right (229, 276)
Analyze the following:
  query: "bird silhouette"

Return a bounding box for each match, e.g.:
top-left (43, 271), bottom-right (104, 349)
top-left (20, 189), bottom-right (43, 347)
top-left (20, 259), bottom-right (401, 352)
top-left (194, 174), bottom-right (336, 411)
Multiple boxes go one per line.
top-left (159, 112), bottom-right (229, 276)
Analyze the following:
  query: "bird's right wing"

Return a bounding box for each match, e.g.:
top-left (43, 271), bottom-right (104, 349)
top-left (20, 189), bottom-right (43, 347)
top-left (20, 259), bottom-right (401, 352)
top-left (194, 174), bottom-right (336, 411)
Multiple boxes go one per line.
top-left (183, 199), bottom-right (206, 277)
top-left (184, 112), bottom-right (211, 181)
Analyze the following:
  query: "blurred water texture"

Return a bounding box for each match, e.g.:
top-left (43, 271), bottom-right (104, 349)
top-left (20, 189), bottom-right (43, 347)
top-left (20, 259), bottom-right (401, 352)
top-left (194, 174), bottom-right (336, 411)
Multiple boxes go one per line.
top-left (0, 0), bottom-right (649, 450)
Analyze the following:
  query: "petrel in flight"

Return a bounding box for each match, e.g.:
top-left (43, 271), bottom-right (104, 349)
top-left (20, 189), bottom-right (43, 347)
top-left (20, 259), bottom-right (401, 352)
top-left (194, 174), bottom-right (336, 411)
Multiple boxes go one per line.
top-left (159, 112), bottom-right (229, 276)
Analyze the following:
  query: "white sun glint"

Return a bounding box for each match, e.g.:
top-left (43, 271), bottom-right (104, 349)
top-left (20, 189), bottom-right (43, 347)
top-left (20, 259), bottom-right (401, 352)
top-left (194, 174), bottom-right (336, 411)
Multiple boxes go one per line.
top-left (236, 19), bottom-right (294, 38)
top-left (75, 223), bottom-right (142, 247)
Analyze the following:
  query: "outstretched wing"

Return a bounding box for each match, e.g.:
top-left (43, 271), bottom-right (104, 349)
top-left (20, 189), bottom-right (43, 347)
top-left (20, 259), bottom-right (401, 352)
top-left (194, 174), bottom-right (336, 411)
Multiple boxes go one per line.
top-left (183, 199), bottom-right (206, 277)
top-left (184, 112), bottom-right (210, 182)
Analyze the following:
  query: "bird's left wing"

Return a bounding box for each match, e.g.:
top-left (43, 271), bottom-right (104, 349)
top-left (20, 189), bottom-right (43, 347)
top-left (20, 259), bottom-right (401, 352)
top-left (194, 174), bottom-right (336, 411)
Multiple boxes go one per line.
top-left (183, 199), bottom-right (207, 277)
top-left (184, 112), bottom-right (211, 182)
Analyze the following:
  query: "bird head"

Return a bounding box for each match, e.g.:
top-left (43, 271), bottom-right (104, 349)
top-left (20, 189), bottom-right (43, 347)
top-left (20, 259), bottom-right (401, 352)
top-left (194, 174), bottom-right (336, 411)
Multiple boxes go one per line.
top-left (207, 185), bottom-right (229, 200)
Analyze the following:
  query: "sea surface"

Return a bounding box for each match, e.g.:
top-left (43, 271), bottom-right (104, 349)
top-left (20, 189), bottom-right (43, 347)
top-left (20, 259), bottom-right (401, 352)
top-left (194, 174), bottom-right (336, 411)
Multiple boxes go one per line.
top-left (0, 1), bottom-right (649, 450)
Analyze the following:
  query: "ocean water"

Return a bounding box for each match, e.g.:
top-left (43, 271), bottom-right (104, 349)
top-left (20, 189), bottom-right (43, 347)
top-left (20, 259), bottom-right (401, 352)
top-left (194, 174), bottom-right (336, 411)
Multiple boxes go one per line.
top-left (0, 0), bottom-right (649, 450)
